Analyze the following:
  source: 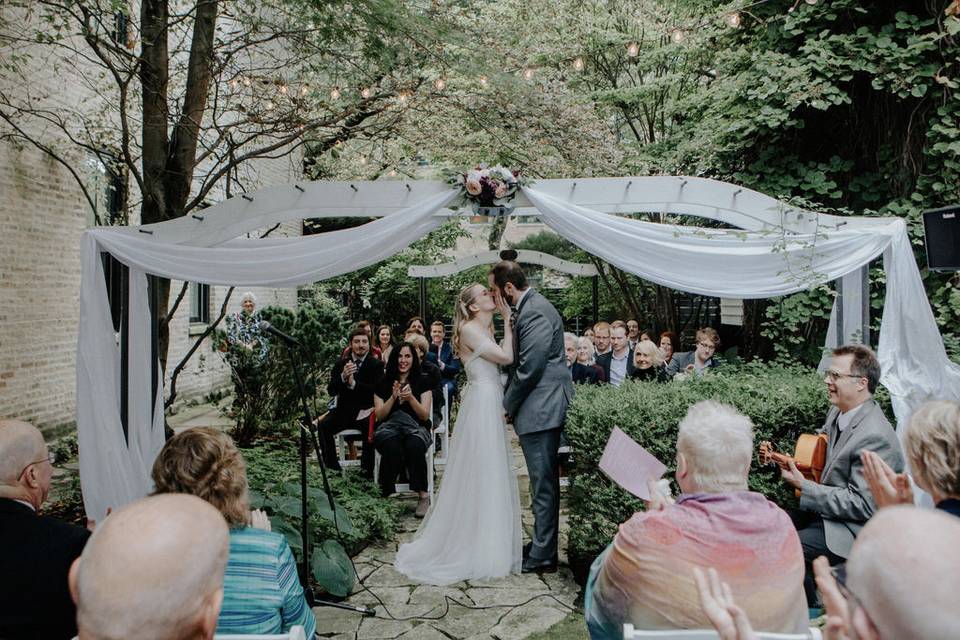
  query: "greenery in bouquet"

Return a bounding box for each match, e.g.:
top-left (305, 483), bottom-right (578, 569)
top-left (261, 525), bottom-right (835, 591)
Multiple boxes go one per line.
top-left (447, 164), bottom-right (523, 210)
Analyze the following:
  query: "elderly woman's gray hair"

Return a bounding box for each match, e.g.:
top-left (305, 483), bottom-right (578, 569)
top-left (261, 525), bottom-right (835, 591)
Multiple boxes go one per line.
top-left (240, 291), bottom-right (257, 305)
top-left (676, 400), bottom-right (754, 493)
top-left (904, 400), bottom-right (960, 501)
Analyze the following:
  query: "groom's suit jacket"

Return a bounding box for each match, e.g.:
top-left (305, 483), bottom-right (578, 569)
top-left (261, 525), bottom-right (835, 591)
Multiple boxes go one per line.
top-left (503, 289), bottom-right (574, 435)
top-left (798, 398), bottom-right (904, 558)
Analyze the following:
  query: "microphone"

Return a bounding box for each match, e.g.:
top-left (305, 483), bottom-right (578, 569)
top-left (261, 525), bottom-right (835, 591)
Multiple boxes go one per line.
top-left (259, 320), bottom-right (300, 345)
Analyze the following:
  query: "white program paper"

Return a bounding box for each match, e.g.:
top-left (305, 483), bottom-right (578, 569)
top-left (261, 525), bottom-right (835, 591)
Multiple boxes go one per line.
top-left (598, 426), bottom-right (668, 501)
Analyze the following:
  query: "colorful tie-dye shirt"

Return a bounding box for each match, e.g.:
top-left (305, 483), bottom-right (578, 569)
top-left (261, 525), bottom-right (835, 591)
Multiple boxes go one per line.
top-left (585, 491), bottom-right (806, 638)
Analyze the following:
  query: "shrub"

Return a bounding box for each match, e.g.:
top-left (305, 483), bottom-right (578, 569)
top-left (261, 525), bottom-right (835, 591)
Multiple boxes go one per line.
top-left (565, 362), bottom-right (834, 563)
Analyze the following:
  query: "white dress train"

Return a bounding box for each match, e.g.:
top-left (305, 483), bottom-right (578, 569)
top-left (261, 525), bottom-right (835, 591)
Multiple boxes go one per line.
top-left (394, 338), bottom-right (522, 585)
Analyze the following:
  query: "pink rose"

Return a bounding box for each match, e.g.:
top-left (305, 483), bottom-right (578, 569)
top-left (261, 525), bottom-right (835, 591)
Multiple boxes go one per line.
top-left (494, 183), bottom-right (508, 198)
top-left (465, 179), bottom-right (482, 196)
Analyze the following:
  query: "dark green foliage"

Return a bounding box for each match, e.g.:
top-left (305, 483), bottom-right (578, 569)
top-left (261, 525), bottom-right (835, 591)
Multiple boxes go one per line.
top-left (243, 443), bottom-right (401, 596)
top-left (565, 363), bottom-right (832, 559)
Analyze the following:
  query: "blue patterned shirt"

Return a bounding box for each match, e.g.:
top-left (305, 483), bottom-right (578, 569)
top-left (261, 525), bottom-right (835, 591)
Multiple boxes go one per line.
top-left (216, 527), bottom-right (316, 638)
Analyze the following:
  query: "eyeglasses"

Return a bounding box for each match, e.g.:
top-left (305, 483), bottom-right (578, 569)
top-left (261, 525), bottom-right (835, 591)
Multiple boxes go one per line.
top-left (17, 454), bottom-right (54, 482)
top-left (696, 342), bottom-right (716, 350)
top-left (824, 370), bottom-right (864, 382)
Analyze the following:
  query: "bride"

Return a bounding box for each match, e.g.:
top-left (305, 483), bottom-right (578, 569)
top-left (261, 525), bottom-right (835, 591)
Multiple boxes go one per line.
top-left (394, 283), bottom-right (522, 585)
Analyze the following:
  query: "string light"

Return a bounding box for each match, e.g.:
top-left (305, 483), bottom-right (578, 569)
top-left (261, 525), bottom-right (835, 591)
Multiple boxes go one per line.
top-left (242, 77), bottom-right (252, 87)
top-left (330, 87), bottom-right (341, 100)
top-left (361, 87), bottom-right (372, 99)
top-left (279, 84), bottom-right (288, 95)
top-left (265, 101), bottom-right (274, 111)
top-left (572, 57), bottom-right (585, 71)
top-left (672, 28), bottom-right (685, 43)
top-left (359, 155), bottom-right (367, 165)
top-left (397, 91), bottom-right (411, 103)
top-left (229, 79), bottom-right (239, 90)
top-left (626, 42), bottom-right (639, 57)
top-left (522, 67), bottom-right (534, 80)
top-left (434, 78), bottom-right (446, 90)
top-left (300, 85), bottom-right (309, 96)
top-left (479, 75), bottom-right (488, 87)
top-left (388, 169), bottom-right (397, 177)
top-left (726, 12), bottom-right (742, 27)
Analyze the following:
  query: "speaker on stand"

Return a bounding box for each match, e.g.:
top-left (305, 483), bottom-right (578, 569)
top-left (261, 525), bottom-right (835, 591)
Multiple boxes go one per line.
top-left (923, 205), bottom-right (960, 272)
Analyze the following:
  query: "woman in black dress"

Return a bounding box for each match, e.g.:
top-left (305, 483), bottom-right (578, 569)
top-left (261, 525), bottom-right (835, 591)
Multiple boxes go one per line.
top-left (629, 339), bottom-right (669, 383)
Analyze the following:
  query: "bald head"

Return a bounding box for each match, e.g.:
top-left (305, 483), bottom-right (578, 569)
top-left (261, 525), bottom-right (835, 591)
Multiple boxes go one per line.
top-left (847, 506), bottom-right (960, 639)
top-left (0, 419), bottom-right (51, 508)
top-left (71, 494), bottom-right (229, 640)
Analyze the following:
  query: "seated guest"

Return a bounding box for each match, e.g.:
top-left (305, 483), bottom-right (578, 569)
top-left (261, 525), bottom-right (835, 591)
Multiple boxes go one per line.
top-left (70, 494), bottom-right (229, 640)
top-left (862, 399), bottom-right (960, 518)
top-left (341, 320), bottom-right (381, 359)
top-left (374, 342), bottom-right (433, 517)
top-left (406, 316), bottom-right (426, 335)
top-left (0, 419), bottom-right (90, 640)
top-left (778, 344), bottom-right (904, 607)
top-left (629, 339), bottom-right (668, 383)
top-left (318, 326), bottom-right (384, 474)
top-left (429, 320), bottom-right (461, 404)
top-left (151, 429), bottom-right (316, 638)
top-left (593, 321), bottom-right (612, 356)
top-left (564, 331), bottom-right (578, 367)
top-left (626, 319), bottom-right (641, 349)
top-left (407, 333), bottom-right (444, 427)
top-left (696, 506), bottom-right (960, 640)
top-left (666, 327), bottom-right (721, 377)
top-left (582, 326), bottom-right (595, 342)
top-left (574, 336), bottom-right (604, 384)
top-left (585, 401), bottom-right (807, 637)
top-left (377, 324), bottom-right (395, 363)
top-left (596, 325), bottom-right (634, 386)
top-left (658, 330), bottom-right (677, 368)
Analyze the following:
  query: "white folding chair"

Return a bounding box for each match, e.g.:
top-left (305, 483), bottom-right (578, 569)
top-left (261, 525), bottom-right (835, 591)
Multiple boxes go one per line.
top-left (434, 385), bottom-right (451, 466)
top-left (335, 429), bottom-right (363, 470)
top-left (215, 624), bottom-right (307, 640)
top-left (558, 444), bottom-right (572, 488)
top-left (623, 624), bottom-right (821, 640)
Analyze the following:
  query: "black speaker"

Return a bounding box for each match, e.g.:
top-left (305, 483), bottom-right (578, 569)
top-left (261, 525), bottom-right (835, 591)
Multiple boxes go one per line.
top-left (923, 205), bottom-right (960, 271)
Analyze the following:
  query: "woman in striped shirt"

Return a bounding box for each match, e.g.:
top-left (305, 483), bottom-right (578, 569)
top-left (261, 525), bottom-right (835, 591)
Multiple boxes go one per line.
top-left (151, 427), bottom-right (316, 637)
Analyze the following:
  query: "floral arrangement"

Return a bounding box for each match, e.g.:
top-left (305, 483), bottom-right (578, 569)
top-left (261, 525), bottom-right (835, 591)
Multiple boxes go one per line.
top-left (447, 164), bottom-right (523, 212)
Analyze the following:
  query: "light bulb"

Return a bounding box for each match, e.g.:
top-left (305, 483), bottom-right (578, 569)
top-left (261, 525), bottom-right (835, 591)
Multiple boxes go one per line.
top-left (626, 42), bottom-right (639, 57)
top-left (300, 85), bottom-right (309, 96)
top-left (672, 29), bottom-right (685, 43)
top-left (330, 87), bottom-right (341, 100)
top-left (398, 91), bottom-right (410, 103)
top-left (434, 78), bottom-right (446, 90)
top-left (388, 169), bottom-right (397, 177)
top-left (242, 77), bottom-right (251, 87)
top-left (361, 87), bottom-right (372, 99)
top-left (572, 57), bottom-right (585, 71)
top-left (522, 68), bottom-right (534, 80)
top-left (359, 155), bottom-right (367, 165)
top-left (805, 0), bottom-right (817, 4)
top-left (479, 75), bottom-right (488, 87)
top-left (279, 84), bottom-right (288, 95)
top-left (726, 12), bottom-right (741, 27)
top-left (265, 101), bottom-right (274, 110)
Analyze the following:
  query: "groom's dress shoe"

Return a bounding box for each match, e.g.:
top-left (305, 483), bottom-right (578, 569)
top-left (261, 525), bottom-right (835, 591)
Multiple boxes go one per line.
top-left (521, 556), bottom-right (558, 574)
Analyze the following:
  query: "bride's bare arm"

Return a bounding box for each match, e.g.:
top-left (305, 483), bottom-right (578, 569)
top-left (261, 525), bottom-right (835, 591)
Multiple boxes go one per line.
top-left (461, 322), bottom-right (513, 366)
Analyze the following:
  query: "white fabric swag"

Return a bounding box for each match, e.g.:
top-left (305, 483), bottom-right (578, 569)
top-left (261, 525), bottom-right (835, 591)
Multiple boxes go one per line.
top-left (76, 182), bottom-right (960, 519)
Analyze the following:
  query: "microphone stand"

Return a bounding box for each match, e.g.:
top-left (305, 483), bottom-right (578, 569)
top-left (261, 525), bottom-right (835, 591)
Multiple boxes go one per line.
top-left (271, 331), bottom-right (375, 617)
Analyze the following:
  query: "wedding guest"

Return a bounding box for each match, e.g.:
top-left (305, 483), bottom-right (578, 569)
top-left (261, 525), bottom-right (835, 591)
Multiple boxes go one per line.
top-left (639, 328), bottom-right (655, 343)
top-left (71, 494), bottom-right (229, 640)
top-left (596, 325), bottom-right (634, 387)
top-left (574, 336), bottom-right (604, 384)
top-left (583, 327), bottom-right (595, 342)
top-left (593, 322), bottom-right (612, 356)
top-left (408, 333), bottom-right (444, 428)
top-left (377, 324), bottom-right (395, 363)
top-left (666, 327), bottom-right (721, 378)
top-left (658, 331), bottom-right (677, 368)
top-left (779, 344), bottom-right (904, 608)
top-left (406, 316), bottom-right (426, 335)
top-left (341, 321), bottom-right (381, 360)
top-left (0, 419), bottom-right (90, 640)
top-left (629, 339), bottom-right (668, 383)
top-left (226, 291), bottom-right (268, 360)
top-left (861, 399), bottom-right (960, 518)
top-left (374, 343), bottom-right (433, 517)
top-left (319, 326), bottom-right (384, 474)
top-left (151, 429), bottom-right (316, 638)
top-left (429, 321), bottom-right (460, 404)
top-left (626, 319), bottom-right (641, 349)
top-left (585, 401), bottom-right (807, 637)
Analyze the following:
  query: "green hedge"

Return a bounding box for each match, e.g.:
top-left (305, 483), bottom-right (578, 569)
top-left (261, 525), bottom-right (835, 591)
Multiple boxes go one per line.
top-left (565, 362), bottom-right (833, 560)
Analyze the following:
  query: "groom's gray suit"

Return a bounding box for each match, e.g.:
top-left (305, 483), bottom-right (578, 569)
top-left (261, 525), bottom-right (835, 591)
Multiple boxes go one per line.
top-left (503, 288), bottom-right (574, 562)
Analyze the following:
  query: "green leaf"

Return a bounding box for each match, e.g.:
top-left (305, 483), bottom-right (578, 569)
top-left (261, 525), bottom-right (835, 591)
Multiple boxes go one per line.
top-left (317, 500), bottom-right (357, 536)
top-left (311, 539), bottom-right (355, 597)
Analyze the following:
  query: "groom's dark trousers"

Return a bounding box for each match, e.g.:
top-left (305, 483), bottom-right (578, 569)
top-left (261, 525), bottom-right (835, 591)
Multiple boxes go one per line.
top-left (519, 427), bottom-right (562, 561)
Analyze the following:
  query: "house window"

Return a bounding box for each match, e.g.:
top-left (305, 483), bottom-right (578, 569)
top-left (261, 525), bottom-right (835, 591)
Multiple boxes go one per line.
top-left (189, 283), bottom-right (210, 324)
top-left (112, 10), bottom-right (129, 47)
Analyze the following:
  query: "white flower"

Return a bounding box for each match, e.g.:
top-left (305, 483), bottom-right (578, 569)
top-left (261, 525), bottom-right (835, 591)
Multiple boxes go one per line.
top-left (466, 169), bottom-right (482, 183)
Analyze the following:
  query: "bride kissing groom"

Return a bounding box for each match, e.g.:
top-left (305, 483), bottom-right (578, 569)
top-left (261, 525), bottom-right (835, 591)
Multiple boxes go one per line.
top-left (394, 260), bottom-right (573, 585)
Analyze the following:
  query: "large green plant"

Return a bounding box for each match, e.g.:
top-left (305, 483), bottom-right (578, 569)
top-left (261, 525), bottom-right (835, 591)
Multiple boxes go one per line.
top-left (564, 363), bottom-right (833, 561)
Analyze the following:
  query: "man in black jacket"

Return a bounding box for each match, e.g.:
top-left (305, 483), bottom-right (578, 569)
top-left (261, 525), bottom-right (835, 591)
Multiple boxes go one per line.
top-left (596, 325), bottom-right (635, 386)
top-left (0, 419), bottom-right (90, 640)
top-left (318, 326), bottom-right (384, 474)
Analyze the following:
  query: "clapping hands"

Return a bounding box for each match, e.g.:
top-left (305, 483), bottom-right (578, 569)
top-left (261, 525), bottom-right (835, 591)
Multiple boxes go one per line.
top-left (861, 450), bottom-right (913, 508)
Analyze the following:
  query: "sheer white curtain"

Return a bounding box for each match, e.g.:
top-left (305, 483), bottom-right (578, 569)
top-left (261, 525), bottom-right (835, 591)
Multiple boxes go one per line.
top-left (523, 186), bottom-right (960, 431)
top-left (77, 191), bottom-right (457, 519)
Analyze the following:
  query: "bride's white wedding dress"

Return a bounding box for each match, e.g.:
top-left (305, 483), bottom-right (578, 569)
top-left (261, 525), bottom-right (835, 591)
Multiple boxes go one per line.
top-left (394, 336), bottom-right (522, 585)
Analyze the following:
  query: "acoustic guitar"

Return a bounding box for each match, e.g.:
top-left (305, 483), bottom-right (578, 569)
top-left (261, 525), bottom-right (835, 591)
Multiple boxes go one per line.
top-left (758, 433), bottom-right (828, 497)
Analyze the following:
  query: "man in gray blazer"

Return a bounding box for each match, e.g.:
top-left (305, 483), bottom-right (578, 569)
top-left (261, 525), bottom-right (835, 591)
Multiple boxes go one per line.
top-left (490, 261), bottom-right (574, 573)
top-left (779, 344), bottom-right (904, 607)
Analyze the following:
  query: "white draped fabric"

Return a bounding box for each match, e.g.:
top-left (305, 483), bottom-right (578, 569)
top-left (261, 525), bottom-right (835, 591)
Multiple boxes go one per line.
top-left (76, 181), bottom-right (960, 519)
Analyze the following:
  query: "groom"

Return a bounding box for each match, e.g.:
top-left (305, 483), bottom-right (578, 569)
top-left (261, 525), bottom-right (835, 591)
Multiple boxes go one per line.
top-left (490, 260), bottom-right (574, 573)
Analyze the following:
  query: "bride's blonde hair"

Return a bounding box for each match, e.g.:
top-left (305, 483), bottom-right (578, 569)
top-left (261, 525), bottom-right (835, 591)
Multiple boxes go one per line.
top-left (452, 283), bottom-right (485, 357)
